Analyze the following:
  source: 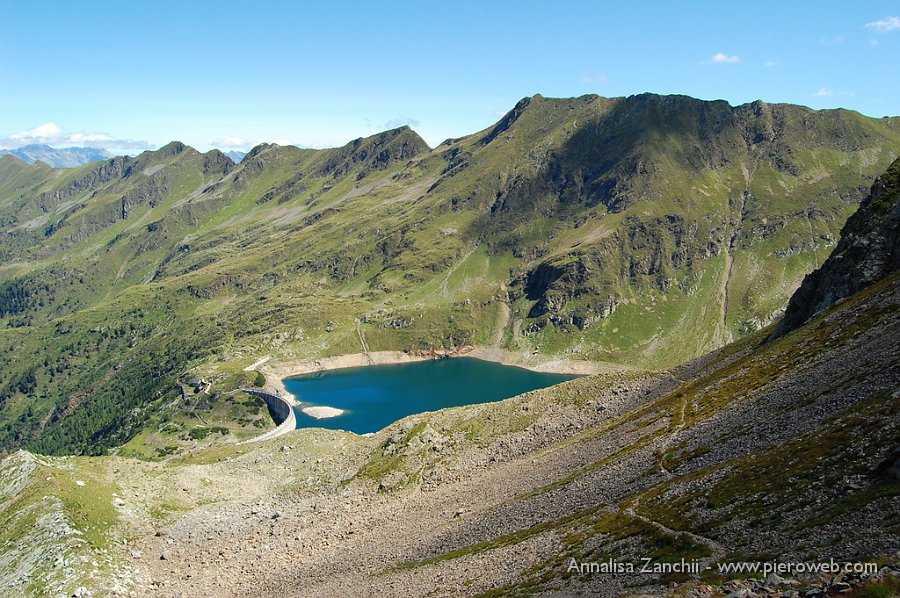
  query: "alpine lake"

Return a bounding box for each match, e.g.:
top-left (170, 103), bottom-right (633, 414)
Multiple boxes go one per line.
top-left (284, 357), bottom-right (580, 434)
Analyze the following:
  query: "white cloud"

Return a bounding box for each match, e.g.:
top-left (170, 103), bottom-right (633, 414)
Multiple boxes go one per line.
top-left (812, 88), bottom-right (857, 99)
top-left (68, 132), bottom-right (115, 144)
top-left (763, 60), bottom-right (778, 68)
top-left (869, 38), bottom-right (880, 46)
top-left (8, 122), bottom-right (63, 141)
top-left (210, 136), bottom-right (250, 149)
top-left (580, 73), bottom-right (609, 85)
top-left (821, 35), bottom-right (845, 46)
top-left (0, 122), bottom-right (149, 150)
top-left (865, 16), bottom-right (900, 32)
top-left (493, 110), bottom-right (507, 117)
top-left (385, 117), bottom-right (420, 129)
top-left (710, 52), bottom-right (741, 64)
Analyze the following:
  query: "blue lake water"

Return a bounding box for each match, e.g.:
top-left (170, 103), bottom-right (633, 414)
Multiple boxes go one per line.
top-left (284, 357), bottom-right (579, 434)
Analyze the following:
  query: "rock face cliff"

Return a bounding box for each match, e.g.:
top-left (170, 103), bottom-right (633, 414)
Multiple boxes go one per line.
top-left (773, 158), bottom-right (900, 338)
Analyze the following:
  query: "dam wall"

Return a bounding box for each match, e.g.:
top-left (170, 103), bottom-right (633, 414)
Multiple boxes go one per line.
top-left (240, 389), bottom-right (296, 443)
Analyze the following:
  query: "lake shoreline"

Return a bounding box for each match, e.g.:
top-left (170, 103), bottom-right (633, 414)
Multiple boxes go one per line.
top-left (256, 346), bottom-right (627, 400)
top-left (275, 351), bottom-right (588, 435)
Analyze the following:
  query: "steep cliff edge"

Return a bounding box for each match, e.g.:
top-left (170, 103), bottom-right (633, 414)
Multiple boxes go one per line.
top-left (773, 158), bottom-right (900, 338)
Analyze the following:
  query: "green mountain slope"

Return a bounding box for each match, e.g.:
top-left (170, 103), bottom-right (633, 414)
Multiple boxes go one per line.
top-left (1, 192), bottom-right (897, 597)
top-left (0, 94), bottom-right (898, 455)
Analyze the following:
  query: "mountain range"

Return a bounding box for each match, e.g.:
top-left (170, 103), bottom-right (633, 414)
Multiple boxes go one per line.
top-left (0, 144), bottom-right (113, 168)
top-left (0, 93), bottom-right (898, 459)
top-left (0, 145), bottom-right (248, 169)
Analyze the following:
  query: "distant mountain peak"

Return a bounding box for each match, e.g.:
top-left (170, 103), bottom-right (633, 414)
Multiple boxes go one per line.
top-left (154, 141), bottom-right (194, 157)
top-left (0, 144), bottom-right (112, 168)
top-left (322, 126), bottom-right (430, 179)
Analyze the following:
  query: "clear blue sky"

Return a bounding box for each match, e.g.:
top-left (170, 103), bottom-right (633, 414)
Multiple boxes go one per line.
top-left (1, 0), bottom-right (898, 153)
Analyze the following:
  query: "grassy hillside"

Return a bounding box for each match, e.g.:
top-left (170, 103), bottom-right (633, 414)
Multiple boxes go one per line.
top-left (0, 94), bottom-right (898, 455)
top-left (1, 271), bottom-right (896, 597)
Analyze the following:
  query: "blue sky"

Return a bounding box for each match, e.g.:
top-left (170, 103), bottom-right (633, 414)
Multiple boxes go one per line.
top-left (1, 1), bottom-right (898, 153)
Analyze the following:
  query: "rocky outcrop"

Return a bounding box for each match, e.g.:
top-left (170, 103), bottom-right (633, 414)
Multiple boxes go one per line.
top-left (519, 256), bottom-right (618, 329)
top-left (39, 156), bottom-right (130, 205)
top-left (479, 95), bottom-right (533, 145)
top-left (320, 126), bottom-right (430, 180)
top-left (772, 158), bottom-right (900, 338)
top-left (201, 149), bottom-right (235, 176)
top-left (120, 172), bottom-right (169, 218)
